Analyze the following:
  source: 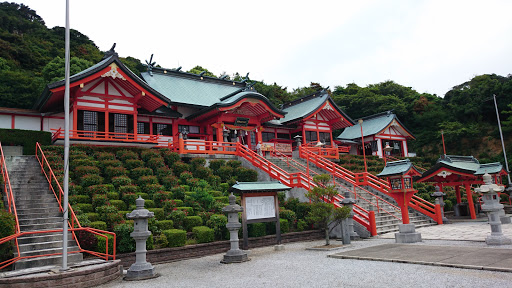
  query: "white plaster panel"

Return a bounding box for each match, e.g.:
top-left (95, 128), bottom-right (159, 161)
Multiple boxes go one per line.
top-left (178, 106), bottom-right (200, 118)
top-left (109, 99), bottom-right (132, 105)
top-left (77, 102), bottom-right (105, 109)
top-left (304, 125), bottom-right (316, 130)
top-left (108, 83), bottom-right (122, 96)
top-left (317, 126), bottom-right (330, 131)
top-left (0, 115), bottom-right (11, 129)
top-left (14, 116), bottom-right (40, 130)
top-left (113, 82), bottom-right (134, 98)
top-left (91, 82), bottom-right (105, 94)
top-left (80, 96), bottom-right (104, 102)
top-left (82, 79), bottom-right (100, 91)
top-left (318, 122), bottom-right (329, 127)
top-left (108, 105), bottom-right (134, 111)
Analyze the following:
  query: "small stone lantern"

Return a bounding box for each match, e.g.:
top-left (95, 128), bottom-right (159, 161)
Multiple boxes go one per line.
top-left (431, 186), bottom-right (450, 224)
top-left (340, 190), bottom-right (359, 243)
top-left (125, 196), bottom-right (157, 280)
top-left (475, 173), bottom-right (512, 245)
top-left (221, 193), bottom-right (249, 264)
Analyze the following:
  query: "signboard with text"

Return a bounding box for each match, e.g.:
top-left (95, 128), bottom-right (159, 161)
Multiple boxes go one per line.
top-left (245, 196), bottom-right (276, 220)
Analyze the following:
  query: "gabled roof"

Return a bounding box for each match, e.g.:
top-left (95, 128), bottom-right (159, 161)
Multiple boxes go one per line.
top-left (138, 106), bottom-right (182, 118)
top-left (474, 162), bottom-right (505, 175)
top-left (34, 54), bottom-right (170, 112)
top-left (141, 67), bottom-right (247, 108)
top-left (230, 181), bottom-right (291, 193)
top-left (278, 90), bottom-right (354, 128)
top-left (377, 159), bottom-right (422, 177)
top-left (337, 111), bottom-right (415, 140)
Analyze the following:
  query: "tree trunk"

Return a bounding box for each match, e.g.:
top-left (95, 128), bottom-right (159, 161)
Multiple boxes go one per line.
top-left (325, 228), bottom-right (330, 245)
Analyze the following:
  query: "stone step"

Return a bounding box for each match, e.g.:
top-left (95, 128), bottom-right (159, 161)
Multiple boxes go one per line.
top-left (16, 245), bottom-right (80, 258)
top-left (16, 209), bottom-right (62, 218)
top-left (15, 252), bottom-right (83, 270)
top-left (18, 239), bottom-right (77, 253)
top-left (18, 217), bottom-right (63, 226)
top-left (15, 202), bottom-right (60, 210)
top-left (19, 222), bottom-right (63, 232)
top-left (14, 193), bottom-right (56, 201)
top-left (17, 232), bottom-right (72, 245)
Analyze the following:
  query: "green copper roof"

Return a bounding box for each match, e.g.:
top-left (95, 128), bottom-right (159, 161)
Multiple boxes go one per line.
top-left (474, 162), bottom-right (504, 175)
top-left (337, 111), bottom-right (413, 140)
top-left (438, 155), bottom-right (481, 173)
top-left (377, 159), bottom-right (420, 177)
top-left (230, 181), bottom-right (291, 193)
top-left (141, 69), bottom-right (245, 107)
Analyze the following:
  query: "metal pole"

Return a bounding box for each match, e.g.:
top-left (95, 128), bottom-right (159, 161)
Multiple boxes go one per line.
top-left (493, 95), bottom-right (512, 185)
top-left (359, 119), bottom-right (367, 173)
top-left (61, 0), bottom-right (70, 271)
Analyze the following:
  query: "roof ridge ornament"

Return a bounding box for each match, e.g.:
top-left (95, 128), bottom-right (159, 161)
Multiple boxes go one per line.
top-left (145, 54), bottom-right (156, 76)
top-left (102, 43), bottom-right (118, 60)
top-left (101, 63), bottom-right (126, 80)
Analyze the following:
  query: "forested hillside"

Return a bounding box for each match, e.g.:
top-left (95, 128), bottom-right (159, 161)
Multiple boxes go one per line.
top-left (0, 2), bottom-right (511, 169)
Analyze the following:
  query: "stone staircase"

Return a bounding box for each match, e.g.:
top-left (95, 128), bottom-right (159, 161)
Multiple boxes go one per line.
top-left (5, 155), bottom-right (82, 270)
top-left (266, 156), bottom-right (435, 234)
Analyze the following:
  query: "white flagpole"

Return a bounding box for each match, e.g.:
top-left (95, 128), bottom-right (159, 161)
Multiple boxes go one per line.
top-left (62, 0), bottom-right (70, 271)
top-left (493, 95), bottom-right (512, 187)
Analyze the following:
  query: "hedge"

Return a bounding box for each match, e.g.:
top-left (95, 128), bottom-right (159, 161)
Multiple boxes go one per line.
top-left (184, 216), bottom-right (203, 232)
top-left (148, 208), bottom-right (164, 221)
top-left (0, 129), bottom-right (51, 155)
top-left (95, 233), bottom-right (115, 255)
top-left (89, 221), bottom-right (107, 231)
top-left (162, 229), bottom-right (186, 247)
top-left (110, 200), bottom-right (127, 211)
top-left (248, 222), bottom-right (266, 237)
top-left (156, 220), bottom-right (174, 231)
top-left (192, 226), bottom-right (214, 243)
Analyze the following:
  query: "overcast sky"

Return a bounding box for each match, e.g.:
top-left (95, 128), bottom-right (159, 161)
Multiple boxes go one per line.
top-left (17, 0), bottom-right (512, 97)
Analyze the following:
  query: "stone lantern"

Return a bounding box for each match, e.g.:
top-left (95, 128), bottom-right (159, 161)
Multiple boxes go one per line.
top-left (221, 192), bottom-right (249, 264)
top-left (475, 173), bottom-right (512, 245)
top-left (431, 186), bottom-right (450, 224)
top-left (340, 190), bottom-right (359, 243)
top-left (125, 196), bottom-right (157, 280)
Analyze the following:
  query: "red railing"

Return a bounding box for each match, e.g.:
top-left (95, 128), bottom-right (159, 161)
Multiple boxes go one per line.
top-left (172, 139), bottom-right (378, 235)
top-left (302, 142), bottom-right (340, 159)
top-left (300, 146), bottom-right (442, 224)
top-left (0, 143), bottom-right (116, 269)
top-left (51, 128), bottom-right (160, 144)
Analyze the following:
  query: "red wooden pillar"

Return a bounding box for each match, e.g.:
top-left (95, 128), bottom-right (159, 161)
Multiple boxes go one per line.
top-left (256, 127), bottom-right (262, 143)
top-left (105, 111), bottom-right (109, 138)
top-left (465, 183), bottom-right (476, 219)
top-left (455, 186), bottom-right (461, 204)
top-left (133, 112), bottom-right (138, 140)
top-left (217, 125), bottom-right (223, 143)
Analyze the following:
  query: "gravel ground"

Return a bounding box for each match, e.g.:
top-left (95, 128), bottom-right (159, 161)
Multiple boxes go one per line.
top-left (102, 238), bottom-right (512, 288)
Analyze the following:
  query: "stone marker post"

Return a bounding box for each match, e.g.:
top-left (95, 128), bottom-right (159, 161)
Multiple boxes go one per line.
top-left (125, 196), bottom-right (158, 280)
top-left (475, 173), bottom-right (512, 245)
top-left (221, 192), bottom-right (249, 263)
top-left (431, 186), bottom-right (450, 224)
top-left (340, 190), bottom-right (359, 243)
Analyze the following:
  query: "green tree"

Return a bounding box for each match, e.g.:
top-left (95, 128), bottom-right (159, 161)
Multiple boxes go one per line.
top-left (305, 174), bottom-right (350, 245)
top-left (187, 65), bottom-right (216, 78)
top-left (42, 56), bottom-right (93, 82)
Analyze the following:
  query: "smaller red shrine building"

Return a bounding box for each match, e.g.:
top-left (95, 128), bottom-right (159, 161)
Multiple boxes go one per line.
top-left (417, 155), bottom-right (508, 219)
top-left (336, 111), bottom-right (415, 158)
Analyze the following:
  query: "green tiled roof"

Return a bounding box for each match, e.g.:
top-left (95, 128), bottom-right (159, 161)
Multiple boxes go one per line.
top-left (337, 111), bottom-right (413, 140)
top-left (141, 69), bottom-right (244, 107)
top-left (377, 159), bottom-right (419, 177)
top-left (230, 181), bottom-right (291, 193)
top-left (474, 162), bottom-right (504, 175)
top-left (438, 155), bottom-right (480, 173)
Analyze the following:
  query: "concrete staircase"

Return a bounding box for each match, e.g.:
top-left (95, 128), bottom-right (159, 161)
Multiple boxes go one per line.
top-left (266, 155), bottom-right (435, 234)
top-left (5, 155), bottom-right (82, 270)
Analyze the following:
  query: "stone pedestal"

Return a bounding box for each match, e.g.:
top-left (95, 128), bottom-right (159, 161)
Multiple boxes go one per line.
top-left (125, 197), bottom-right (158, 280)
top-left (221, 193), bottom-right (249, 264)
top-left (395, 224), bottom-right (422, 243)
top-left (340, 191), bottom-right (359, 241)
top-left (431, 187), bottom-right (450, 224)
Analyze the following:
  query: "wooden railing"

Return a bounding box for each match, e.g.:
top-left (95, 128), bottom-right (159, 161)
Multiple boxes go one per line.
top-left (300, 146), bottom-right (443, 224)
top-left (302, 142), bottom-right (340, 159)
top-left (171, 139), bottom-right (378, 235)
top-left (51, 128), bottom-right (160, 144)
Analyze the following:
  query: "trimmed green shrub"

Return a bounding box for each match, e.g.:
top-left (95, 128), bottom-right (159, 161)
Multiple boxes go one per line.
top-left (74, 203), bottom-right (93, 213)
top-left (156, 166), bottom-right (173, 180)
top-left (161, 149), bottom-right (180, 166)
top-left (179, 171), bottom-right (193, 185)
top-left (156, 220), bottom-right (174, 231)
top-left (226, 160), bottom-right (241, 168)
top-left (184, 216), bottom-right (203, 232)
top-left (74, 166), bottom-right (100, 179)
top-left (141, 149), bottom-right (161, 162)
top-left (121, 192), bottom-right (137, 206)
top-left (104, 166), bottom-right (128, 180)
top-left (176, 206), bottom-right (193, 215)
top-left (234, 167), bottom-right (257, 182)
top-left (86, 212), bottom-right (99, 222)
top-left (147, 234), bottom-right (154, 250)
top-left (95, 152), bottom-right (115, 161)
top-left (86, 184), bottom-right (115, 197)
top-left (192, 226), bottom-right (214, 243)
top-left (162, 199), bottom-right (183, 213)
top-left (279, 209), bottom-right (297, 226)
top-left (69, 194), bottom-right (90, 204)
top-left (148, 208), bottom-right (165, 221)
top-left (155, 234), bottom-right (169, 248)
top-left (0, 129), bottom-right (51, 155)
top-left (69, 184), bottom-right (83, 195)
top-left (114, 223), bottom-right (135, 253)
top-left (81, 174), bottom-right (104, 187)
top-left (125, 159), bottom-right (144, 170)
top-left (138, 175), bottom-right (158, 187)
top-left (208, 159), bottom-right (225, 172)
top-left (248, 222), bottom-right (266, 237)
top-left (206, 214), bottom-right (228, 240)
top-left (171, 186), bottom-right (186, 200)
top-left (100, 159), bottom-right (123, 170)
top-left (146, 157), bottom-right (165, 171)
top-left (110, 200), bottom-right (127, 211)
top-left (217, 166), bottom-right (233, 182)
top-left (210, 190), bottom-right (223, 197)
top-left (92, 194), bottom-right (109, 208)
top-left (161, 175), bottom-right (179, 190)
top-left (117, 150), bottom-right (139, 162)
top-left (153, 191), bottom-right (172, 207)
top-left (95, 233), bottom-right (115, 255)
top-left (107, 192), bottom-right (119, 200)
top-left (280, 219), bottom-right (289, 233)
top-left (213, 196), bottom-right (229, 204)
top-left (168, 210), bottom-right (186, 229)
top-left (70, 158), bottom-right (96, 168)
top-left (136, 192), bottom-right (149, 200)
top-left (296, 219), bottom-right (308, 231)
top-left (162, 229), bottom-right (186, 247)
top-left (207, 175), bottom-right (221, 189)
top-left (172, 162), bottom-right (190, 177)
top-left (0, 210), bottom-right (15, 262)
top-left (190, 157), bottom-right (206, 168)
top-left (131, 167), bottom-right (153, 180)
top-left (143, 184), bottom-right (164, 195)
top-left (119, 185), bottom-right (139, 195)
top-left (89, 221), bottom-right (107, 231)
top-left (144, 199), bottom-right (155, 208)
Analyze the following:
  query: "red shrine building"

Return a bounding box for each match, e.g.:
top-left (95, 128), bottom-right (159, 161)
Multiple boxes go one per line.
top-left (0, 49), bottom-right (353, 152)
top-left (336, 111), bottom-right (415, 158)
